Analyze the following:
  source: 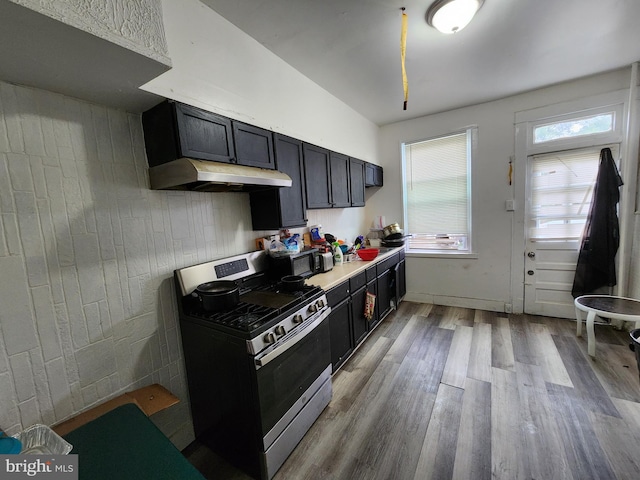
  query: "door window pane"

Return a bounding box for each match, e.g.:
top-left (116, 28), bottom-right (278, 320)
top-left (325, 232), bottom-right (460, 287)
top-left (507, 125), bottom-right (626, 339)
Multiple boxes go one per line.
top-left (528, 146), bottom-right (618, 240)
top-left (533, 113), bottom-right (614, 144)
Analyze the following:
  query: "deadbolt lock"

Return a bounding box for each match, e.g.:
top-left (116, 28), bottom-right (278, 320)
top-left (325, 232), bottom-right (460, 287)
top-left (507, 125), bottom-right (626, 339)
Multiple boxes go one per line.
top-left (527, 270), bottom-right (534, 275)
top-left (527, 252), bottom-right (535, 258)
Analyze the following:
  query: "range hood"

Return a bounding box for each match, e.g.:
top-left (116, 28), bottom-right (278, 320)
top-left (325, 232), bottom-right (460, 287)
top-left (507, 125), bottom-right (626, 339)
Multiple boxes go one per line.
top-left (148, 158), bottom-right (292, 192)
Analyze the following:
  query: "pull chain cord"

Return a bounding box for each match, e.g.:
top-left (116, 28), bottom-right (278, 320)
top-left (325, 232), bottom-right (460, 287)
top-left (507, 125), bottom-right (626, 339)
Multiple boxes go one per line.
top-left (400, 7), bottom-right (408, 110)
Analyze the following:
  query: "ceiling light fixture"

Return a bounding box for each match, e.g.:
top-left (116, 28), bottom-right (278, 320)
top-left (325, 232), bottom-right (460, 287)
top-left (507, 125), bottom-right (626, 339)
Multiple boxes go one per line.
top-left (426, 0), bottom-right (484, 34)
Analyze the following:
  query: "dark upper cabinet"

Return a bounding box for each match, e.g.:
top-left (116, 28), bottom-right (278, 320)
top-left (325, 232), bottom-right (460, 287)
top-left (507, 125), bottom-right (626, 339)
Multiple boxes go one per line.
top-left (249, 134), bottom-right (307, 230)
top-left (303, 144), bottom-right (332, 209)
top-left (304, 145), bottom-right (367, 210)
top-left (232, 121), bottom-right (275, 170)
top-left (142, 100), bottom-right (235, 167)
top-left (174, 102), bottom-right (235, 163)
top-left (329, 152), bottom-right (351, 208)
top-left (349, 158), bottom-right (365, 207)
top-left (365, 162), bottom-right (383, 187)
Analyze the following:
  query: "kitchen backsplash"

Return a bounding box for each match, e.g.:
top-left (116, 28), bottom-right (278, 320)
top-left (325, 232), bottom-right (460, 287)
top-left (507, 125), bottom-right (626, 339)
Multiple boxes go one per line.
top-left (0, 80), bottom-right (367, 448)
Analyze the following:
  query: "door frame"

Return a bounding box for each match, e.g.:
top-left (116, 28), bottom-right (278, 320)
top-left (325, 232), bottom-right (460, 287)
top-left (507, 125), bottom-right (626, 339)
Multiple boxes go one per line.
top-left (511, 90), bottom-right (629, 314)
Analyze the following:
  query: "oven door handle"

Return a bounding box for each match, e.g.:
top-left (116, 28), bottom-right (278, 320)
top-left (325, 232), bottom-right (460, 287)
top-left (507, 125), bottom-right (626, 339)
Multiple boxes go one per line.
top-left (255, 308), bottom-right (331, 368)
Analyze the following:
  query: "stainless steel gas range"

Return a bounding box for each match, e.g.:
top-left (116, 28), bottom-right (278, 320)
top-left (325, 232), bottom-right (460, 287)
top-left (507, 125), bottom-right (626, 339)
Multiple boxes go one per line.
top-left (175, 251), bottom-right (332, 480)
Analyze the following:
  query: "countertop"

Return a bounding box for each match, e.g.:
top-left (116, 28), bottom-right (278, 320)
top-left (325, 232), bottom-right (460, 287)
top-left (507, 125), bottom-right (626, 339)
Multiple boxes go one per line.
top-left (307, 247), bottom-right (405, 291)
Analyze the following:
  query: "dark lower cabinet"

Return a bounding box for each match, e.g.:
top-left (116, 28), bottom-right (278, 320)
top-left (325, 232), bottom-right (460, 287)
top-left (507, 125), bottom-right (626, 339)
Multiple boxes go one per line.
top-left (351, 285), bottom-right (369, 345)
top-left (249, 134), bottom-right (307, 229)
top-left (398, 260), bottom-right (406, 300)
top-left (376, 269), bottom-right (392, 321)
top-left (326, 253), bottom-right (405, 373)
top-left (329, 297), bottom-right (353, 372)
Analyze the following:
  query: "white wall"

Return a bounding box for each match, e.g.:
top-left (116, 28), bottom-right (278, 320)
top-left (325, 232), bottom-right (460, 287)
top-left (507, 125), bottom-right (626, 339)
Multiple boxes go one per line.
top-left (0, 0), bottom-right (380, 448)
top-left (0, 81), bottom-right (260, 446)
top-left (374, 69), bottom-right (634, 311)
top-left (143, 0), bottom-right (379, 168)
top-left (142, 0), bottom-right (379, 240)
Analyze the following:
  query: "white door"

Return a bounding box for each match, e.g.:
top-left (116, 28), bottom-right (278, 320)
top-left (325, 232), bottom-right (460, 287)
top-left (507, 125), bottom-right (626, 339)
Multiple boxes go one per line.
top-left (524, 145), bottom-right (618, 318)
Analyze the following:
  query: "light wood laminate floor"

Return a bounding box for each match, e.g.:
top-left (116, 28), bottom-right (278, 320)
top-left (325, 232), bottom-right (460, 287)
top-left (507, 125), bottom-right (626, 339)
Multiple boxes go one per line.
top-left (184, 301), bottom-right (640, 480)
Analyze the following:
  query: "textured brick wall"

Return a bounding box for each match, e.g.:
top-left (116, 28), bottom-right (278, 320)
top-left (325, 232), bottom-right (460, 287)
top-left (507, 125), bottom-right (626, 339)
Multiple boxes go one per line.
top-left (0, 81), bottom-right (261, 447)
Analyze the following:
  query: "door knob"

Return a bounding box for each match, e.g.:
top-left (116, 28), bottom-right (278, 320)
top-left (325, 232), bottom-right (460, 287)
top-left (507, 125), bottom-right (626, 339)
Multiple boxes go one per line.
top-left (527, 252), bottom-right (535, 258)
top-left (527, 270), bottom-right (534, 275)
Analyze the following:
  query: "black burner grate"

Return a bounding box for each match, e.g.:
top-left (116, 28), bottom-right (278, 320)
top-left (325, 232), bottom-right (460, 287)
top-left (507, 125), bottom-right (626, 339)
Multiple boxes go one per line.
top-left (188, 302), bottom-right (278, 332)
top-left (183, 279), bottom-right (324, 334)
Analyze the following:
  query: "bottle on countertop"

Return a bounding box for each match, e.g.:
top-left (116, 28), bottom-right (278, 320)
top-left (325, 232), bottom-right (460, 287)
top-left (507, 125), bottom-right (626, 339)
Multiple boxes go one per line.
top-left (332, 242), bottom-right (343, 265)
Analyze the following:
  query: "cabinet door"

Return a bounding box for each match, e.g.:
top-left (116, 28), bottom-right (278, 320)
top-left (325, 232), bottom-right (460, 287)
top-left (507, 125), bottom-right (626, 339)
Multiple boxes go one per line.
top-left (249, 134), bottom-right (307, 229)
top-left (398, 260), bottom-right (406, 301)
top-left (349, 158), bottom-right (365, 207)
top-left (329, 297), bottom-right (353, 372)
top-left (303, 144), bottom-right (332, 209)
top-left (377, 269), bottom-right (392, 320)
top-left (373, 165), bottom-right (384, 186)
top-left (174, 102), bottom-right (235, 163)
top-left (329, 152), bottom-right (351, 208)
top-left (365, 163), bottom-right (384, 187)
top-left (351, 285), bottom-right (369, 346)
top-left (274, 134), bottom-right (307, 227)
top-left (366, 280), bottom-right (380, 330)
top-left (232, 121), bottom-right (275, 169)
top-left (365, 162), bottom-right (375, 186)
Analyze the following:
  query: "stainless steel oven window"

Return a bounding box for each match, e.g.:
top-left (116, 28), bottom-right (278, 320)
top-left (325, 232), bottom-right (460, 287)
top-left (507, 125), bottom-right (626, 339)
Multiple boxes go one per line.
top-left (255, 316), bottom-right (331, 436)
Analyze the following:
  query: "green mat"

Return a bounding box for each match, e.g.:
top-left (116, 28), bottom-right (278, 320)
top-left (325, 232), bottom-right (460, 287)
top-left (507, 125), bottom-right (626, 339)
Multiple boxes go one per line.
top-left (64, 403), bottom-right (204, 480)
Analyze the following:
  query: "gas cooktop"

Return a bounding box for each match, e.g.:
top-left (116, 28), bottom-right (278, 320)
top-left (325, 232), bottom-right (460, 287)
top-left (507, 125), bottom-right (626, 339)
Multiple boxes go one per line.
top-left (183, 282), bottom-right (323, 334)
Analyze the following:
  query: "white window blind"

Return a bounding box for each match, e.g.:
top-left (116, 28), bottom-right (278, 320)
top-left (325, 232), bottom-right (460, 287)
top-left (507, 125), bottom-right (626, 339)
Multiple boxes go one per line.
top-left (528, 146), bottom-right (617, 240)
top-left (404, 131), bottom-right (470, 251)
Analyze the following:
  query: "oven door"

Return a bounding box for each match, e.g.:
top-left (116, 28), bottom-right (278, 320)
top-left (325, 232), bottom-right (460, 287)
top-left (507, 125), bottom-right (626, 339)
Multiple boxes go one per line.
top-left (254, 310), bottom-right (331, 439)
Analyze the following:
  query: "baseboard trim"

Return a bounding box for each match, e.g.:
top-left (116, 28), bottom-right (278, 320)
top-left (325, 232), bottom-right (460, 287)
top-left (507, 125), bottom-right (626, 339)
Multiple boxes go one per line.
top-left (404, 292), bottom-right (507, 313)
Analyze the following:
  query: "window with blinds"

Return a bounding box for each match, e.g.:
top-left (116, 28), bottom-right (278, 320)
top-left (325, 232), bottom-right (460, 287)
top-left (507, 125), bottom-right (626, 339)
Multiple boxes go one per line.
top-left (403, 130), bottom-right (472, 252)
top-left (528, 145), bottom-right (618, 240)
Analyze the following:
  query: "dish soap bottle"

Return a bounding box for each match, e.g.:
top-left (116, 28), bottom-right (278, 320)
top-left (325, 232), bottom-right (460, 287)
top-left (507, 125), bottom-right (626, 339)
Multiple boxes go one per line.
top-left (332, 242), bottom-right (343, 265)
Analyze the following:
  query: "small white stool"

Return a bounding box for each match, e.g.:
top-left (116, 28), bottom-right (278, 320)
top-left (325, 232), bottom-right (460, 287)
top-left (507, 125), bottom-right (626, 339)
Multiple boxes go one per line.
top-left (575, 295), bottom-right (640, 357)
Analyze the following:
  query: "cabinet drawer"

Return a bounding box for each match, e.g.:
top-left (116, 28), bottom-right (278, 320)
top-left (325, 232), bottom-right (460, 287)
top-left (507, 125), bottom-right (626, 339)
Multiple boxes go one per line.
top-left (376, 253), bottom-right (400, 276)
top-left (349, 271), bottom-right (366, 292)
top-left (326, 280), bottom-right (350, 307)
top-left (365, 265), bottom-right (377, 283)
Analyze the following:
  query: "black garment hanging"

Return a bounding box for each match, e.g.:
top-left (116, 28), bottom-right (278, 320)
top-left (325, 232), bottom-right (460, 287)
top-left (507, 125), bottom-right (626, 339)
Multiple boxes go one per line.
top-left (571, 148), bottom-right (623, 298)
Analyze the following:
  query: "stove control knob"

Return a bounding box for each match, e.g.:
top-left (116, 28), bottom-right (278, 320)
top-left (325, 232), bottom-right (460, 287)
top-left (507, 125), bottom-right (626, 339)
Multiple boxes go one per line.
top-left (308, 304), bottom-right (318, 314)
top-left (293, 314), bottom-right (304, 324)
top-left (275, 325), bottom-right (287, 336)
top-left (263, 332), bottom-right (277, 344)
top-left (316, 299), bottom-right (325, 308)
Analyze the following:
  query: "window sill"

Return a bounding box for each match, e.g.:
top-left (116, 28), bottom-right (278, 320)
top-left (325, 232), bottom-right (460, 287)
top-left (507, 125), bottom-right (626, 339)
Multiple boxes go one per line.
top-left (406, 250), bottom-right (478, 259)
